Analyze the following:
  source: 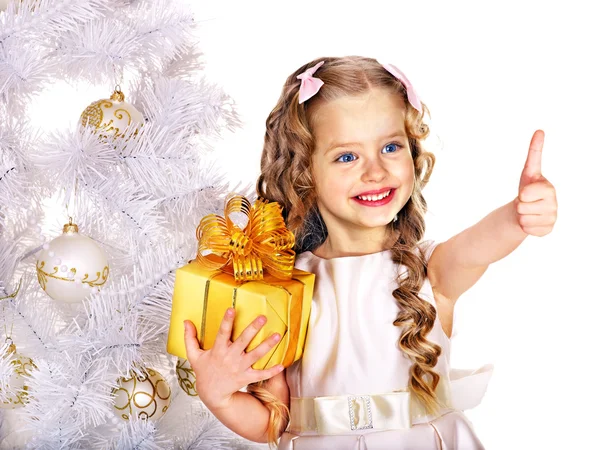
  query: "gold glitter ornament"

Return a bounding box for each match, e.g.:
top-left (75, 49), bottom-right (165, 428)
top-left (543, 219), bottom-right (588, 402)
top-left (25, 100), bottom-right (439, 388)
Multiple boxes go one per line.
top-left (175, 358), bottom-right (197, 397)
top-left (80, 89), bottom-right (144, 137)
top-left (36, 219), bottom-right (109, 303)
top-left (112, 368), bottom-right (171, 421)
top-left (0, 343), bottom-right (36, 409)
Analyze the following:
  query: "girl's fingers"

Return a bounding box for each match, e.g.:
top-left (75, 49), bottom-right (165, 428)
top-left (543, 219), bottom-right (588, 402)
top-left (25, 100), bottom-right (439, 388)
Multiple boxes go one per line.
top-left (245, 364), bottom-right (285, 385)
top-left (516, 198), bottom-right (544, 215)
top-left (230, 315), bottom-right (268, 354)
top-left (183, 320), bottom-right (204, 358)
top-left (520, 226), bottom-right (553, 237)
top-left (516, 198), bottom-right (555, 215)
top-left (518, 179), bottom-right (553, 203)
top-left (517, 213), bottom-right (556, 228)
top-left (213, 308), bottom-right (235, 352)
top-left (243, 332), bottom-right (282, 365)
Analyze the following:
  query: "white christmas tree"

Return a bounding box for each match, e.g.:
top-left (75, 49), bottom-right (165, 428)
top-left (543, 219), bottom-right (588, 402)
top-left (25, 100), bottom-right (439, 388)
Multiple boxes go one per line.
top-left (0, 1), bottom-right (265, 448)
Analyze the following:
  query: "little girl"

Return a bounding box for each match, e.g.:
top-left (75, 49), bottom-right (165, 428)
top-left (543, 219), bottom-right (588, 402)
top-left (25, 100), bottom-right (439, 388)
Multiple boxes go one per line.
top-left (183, 55), bottom-right (558, 449)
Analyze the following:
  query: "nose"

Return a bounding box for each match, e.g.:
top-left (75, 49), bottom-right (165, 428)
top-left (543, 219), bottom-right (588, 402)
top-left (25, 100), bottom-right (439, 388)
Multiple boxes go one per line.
top-left (361, 156), bottom-right (387, 183)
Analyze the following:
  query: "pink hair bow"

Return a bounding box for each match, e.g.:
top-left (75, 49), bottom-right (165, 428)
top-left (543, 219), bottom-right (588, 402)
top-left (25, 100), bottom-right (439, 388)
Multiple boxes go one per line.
top-left (297, 61), bottom-right (325, 104)
top-left (381, 63), bottom-right (422, 113)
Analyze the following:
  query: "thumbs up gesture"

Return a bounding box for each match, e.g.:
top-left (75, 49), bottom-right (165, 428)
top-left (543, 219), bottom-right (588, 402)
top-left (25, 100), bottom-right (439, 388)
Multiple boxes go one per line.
top-left (515, 130), bottom-right (558, 236)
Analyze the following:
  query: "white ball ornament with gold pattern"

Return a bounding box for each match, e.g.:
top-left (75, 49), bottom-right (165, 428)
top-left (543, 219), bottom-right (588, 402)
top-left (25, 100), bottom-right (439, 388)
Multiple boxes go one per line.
top-left (112, 368), bottom-right (171, 421)
top-left (36, 219), bottom-right (109, 303)
top-left (80, 88), bottom-right (144, 138)
top-left (0, 343), bottom-right (37, 409)
top-left (176, 358), bottom-right (197, 397)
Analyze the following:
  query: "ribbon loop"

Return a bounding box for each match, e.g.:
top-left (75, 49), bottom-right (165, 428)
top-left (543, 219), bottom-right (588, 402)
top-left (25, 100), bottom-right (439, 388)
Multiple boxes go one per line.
top-left (229, 231), bottom-right (252, 256)
top-left (380, 62), bottom-right (423, 113)
top-left (297, 61), bottom-right (325, 104)
top-left (196, 195), bottom-right (295, 282)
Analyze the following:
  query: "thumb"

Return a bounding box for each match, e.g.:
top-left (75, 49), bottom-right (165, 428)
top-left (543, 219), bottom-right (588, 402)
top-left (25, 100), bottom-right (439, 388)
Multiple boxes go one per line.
top-left (183, 320), bottom-right (202, 359)
top-left (522, 129), bottom-right (544, 181)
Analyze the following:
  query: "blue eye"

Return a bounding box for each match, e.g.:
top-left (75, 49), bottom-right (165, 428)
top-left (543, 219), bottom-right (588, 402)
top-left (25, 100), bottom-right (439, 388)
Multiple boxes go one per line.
top-left (336, 153), bottom-right (357, 163)
top-left (382, 143), bottom-right (401, 154)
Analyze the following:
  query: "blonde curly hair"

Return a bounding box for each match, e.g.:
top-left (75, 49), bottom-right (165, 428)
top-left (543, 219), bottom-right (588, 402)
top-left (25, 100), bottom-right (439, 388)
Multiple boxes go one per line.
top-left (252, 55), bottom-right (443, 446)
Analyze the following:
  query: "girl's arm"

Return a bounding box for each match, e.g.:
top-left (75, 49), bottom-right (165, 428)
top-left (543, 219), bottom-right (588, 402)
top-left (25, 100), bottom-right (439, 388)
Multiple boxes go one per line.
top-left (183, 312), bottom-right (288, 443)
top-left (428, 130), bottom-right (557, 303)
top-left (209, 391), bottom-right (274, 442)
top-left (209, 369), bottom-right (289, 443)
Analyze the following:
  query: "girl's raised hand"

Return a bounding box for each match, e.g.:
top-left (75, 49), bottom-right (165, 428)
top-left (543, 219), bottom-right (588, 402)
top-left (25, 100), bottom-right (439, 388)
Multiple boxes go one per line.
top-left (515, 129), bottom-right (558, 236)
top-left (183, 309), bottom-right (284, 411)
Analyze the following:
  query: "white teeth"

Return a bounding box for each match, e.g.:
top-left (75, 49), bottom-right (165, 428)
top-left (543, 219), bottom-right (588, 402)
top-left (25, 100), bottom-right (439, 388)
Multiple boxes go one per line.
top-left (357, 190), bottom-right (391, 201)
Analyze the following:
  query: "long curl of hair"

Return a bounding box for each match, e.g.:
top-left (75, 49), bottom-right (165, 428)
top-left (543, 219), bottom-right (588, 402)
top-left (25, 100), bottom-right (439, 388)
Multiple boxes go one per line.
top-left (252, 55), bottom-right (442, 445)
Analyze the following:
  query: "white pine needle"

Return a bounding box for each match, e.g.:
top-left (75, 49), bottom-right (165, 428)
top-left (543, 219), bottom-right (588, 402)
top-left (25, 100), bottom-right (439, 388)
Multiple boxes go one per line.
top-left (128, 0), bottom-right (195, 64)
top-left (0, 0), bottom-right (106, 41)
top-left (34, 126), bottom-right (118, 196)
top-left (0, 341), bottom-right (14, 404)
top-left (54, 17), bottom-right (144, 84)
top-left (102, 419), bottom-right (171, 450)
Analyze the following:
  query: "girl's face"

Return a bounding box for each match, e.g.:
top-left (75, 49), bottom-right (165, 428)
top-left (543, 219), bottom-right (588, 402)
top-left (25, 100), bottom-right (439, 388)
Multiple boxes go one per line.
top-left (310, 88), bottom-right (415, 243)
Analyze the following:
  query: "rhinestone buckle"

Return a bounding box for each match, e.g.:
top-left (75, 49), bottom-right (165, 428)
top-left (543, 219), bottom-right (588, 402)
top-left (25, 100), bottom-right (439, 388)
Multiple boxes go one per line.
top-left (347, 395), bottom-right (373, 430)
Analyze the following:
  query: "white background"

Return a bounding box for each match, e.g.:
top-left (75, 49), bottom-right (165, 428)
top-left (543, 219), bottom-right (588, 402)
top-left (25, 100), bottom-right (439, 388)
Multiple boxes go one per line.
top-left (29, 0), bottom-right (599, 448)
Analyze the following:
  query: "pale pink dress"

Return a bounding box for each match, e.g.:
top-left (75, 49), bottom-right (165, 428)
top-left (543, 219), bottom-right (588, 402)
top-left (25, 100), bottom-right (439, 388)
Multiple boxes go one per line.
top-left (279, 241), bottom-right (493, 450)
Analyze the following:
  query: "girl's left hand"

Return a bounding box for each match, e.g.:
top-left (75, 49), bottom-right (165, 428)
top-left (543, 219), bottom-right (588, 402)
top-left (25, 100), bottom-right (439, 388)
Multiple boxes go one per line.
top-left (514, 129), bottom-right (558, 237)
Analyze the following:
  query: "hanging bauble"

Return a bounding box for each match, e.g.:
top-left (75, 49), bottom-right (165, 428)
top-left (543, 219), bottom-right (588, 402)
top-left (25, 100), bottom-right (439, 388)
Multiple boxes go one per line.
top-left (80, 89), bottom-right (143, 138)
top-left (36, 219), bottom-right (109, 303)
top-left (175, 358), bottom-right (197, 397)
top-left (112, 368), bottom-right (171, 421)
top-left (0, 343), bottom-right (36, 409)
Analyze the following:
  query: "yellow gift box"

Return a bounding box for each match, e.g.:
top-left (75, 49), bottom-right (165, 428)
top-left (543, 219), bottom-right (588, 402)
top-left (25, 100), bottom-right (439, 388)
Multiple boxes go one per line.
top-left (167, 261), bottom-right (313, 369)
top-left (167, 195), bottom-right (315, 370)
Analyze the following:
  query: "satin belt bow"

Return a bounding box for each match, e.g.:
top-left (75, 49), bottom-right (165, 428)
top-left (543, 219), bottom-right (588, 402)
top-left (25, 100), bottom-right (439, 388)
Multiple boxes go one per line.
top-left (195, 195), bottom-right (295, 282)
top-left (289, 364), bottom-right (494, 434)
top-left (290, 392), bottom-right (413, 434)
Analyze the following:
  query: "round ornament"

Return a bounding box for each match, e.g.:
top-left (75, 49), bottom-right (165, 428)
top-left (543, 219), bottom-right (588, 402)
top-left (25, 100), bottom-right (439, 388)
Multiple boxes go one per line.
top-left (112, 368), bottom-right (171, 421)
top-left (175, 358), bottom-right (197, 397)
top-left (0, 343), bottom-right (36, 409)
top-left (36, 220), bottom-right (109, 303)
top-left (80, 89), bottom-right (143, 137)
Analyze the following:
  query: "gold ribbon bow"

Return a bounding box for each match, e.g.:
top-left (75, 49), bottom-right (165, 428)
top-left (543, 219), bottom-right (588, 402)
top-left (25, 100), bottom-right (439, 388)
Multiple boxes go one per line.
top-left (195, 195), bottom-right (295, 282)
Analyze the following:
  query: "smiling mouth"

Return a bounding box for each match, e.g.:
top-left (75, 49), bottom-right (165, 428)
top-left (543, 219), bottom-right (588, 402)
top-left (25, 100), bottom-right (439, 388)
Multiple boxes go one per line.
top-left (355, 189), bottom-right (392, 202)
